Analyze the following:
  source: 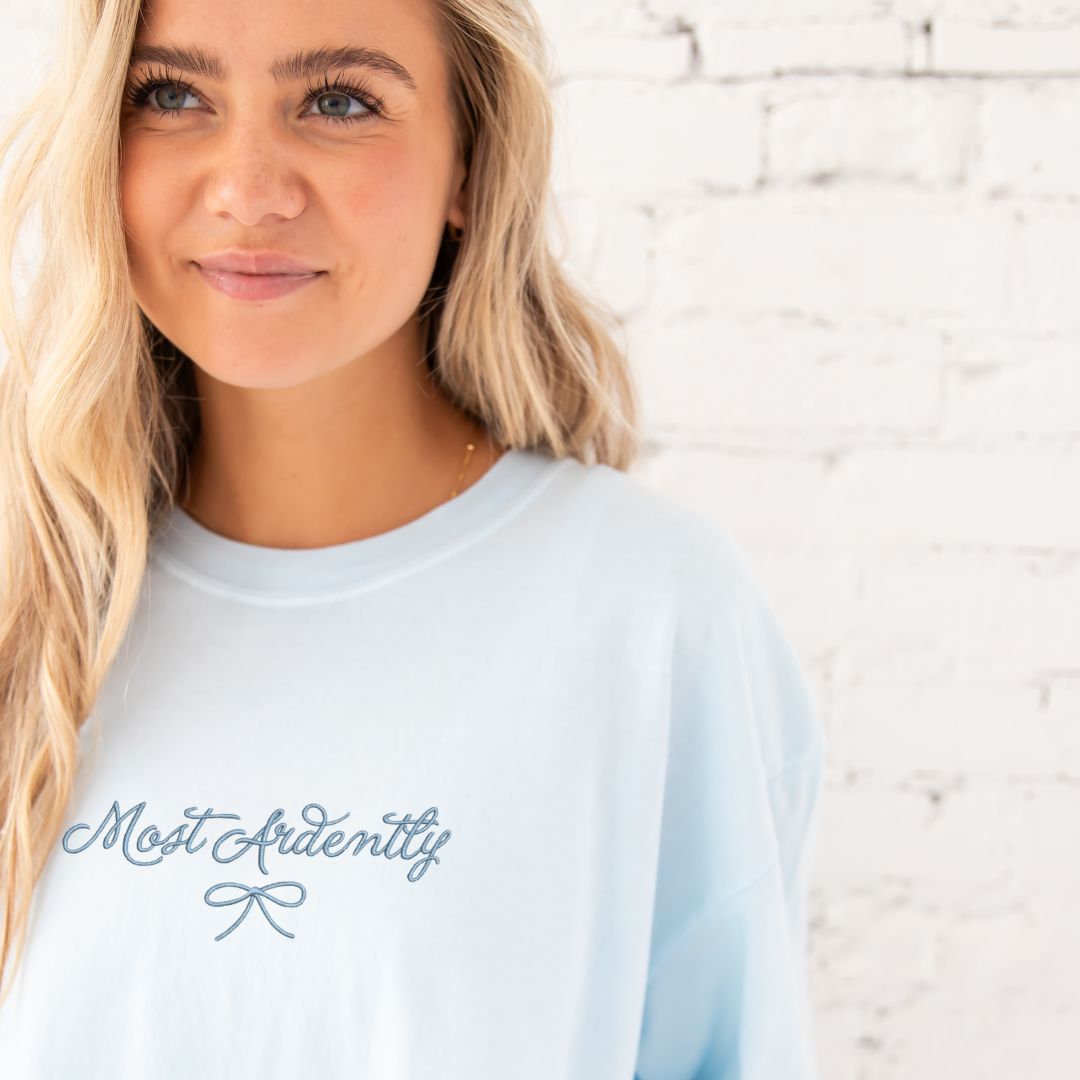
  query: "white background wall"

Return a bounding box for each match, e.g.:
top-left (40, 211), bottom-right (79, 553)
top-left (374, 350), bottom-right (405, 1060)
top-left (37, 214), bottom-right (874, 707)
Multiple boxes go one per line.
top-left (539, 2), bottom-right (1080, 1078)
top-left (1, 2), bottom-right (1077, 1077)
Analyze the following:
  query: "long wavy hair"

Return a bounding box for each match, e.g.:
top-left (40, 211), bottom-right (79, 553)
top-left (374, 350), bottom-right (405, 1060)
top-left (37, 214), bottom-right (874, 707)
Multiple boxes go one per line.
top-left (0, 0), bottom-right (641, 1002)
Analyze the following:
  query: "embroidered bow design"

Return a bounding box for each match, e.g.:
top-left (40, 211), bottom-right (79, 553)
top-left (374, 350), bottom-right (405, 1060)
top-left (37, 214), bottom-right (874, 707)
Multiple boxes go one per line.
top-left (204, 880), bottom-right (307, 941)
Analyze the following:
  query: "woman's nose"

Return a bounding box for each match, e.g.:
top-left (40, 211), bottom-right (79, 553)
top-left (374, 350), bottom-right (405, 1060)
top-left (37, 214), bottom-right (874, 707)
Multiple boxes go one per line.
top-left (200, 124), bottom-right (308, 226)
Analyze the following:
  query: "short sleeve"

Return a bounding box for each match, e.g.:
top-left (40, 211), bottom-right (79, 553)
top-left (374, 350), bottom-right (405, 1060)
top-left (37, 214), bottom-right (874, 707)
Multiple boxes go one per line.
top-left (634, 530), bottom-right (828, 1080)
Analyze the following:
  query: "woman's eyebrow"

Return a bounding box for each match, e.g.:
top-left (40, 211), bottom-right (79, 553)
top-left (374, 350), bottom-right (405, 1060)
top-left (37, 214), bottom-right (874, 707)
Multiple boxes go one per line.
top-left (127, 43), bottom-right (418, 93)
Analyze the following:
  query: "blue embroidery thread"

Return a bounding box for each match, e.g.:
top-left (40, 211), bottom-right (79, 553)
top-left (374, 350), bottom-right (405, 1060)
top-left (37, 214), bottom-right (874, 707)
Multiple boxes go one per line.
top-left (204, 880), bottom-right (307, 941)
top-left (60, 801), bottom-right (452, 939)
top-left (61, 801), bottom-right (452, 881)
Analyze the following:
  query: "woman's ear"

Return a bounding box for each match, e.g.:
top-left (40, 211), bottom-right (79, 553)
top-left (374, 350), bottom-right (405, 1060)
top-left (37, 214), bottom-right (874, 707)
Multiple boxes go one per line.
top-left (447, 157), bottom-right (468, 235)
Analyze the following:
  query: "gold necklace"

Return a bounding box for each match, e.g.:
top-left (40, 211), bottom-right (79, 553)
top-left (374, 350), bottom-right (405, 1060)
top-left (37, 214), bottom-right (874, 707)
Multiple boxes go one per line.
top-left (449, 440), bottom-right (476, 500)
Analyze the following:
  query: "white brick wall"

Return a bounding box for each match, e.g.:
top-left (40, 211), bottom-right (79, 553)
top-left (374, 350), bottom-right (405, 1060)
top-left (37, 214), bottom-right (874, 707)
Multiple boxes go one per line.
top-left (544, 1), bottom-right (1080, 1076)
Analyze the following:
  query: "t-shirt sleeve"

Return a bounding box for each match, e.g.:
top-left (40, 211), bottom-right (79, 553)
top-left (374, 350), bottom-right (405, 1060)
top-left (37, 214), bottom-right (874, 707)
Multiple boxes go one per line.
top-left (634, 529), bottom-right (828, 1080)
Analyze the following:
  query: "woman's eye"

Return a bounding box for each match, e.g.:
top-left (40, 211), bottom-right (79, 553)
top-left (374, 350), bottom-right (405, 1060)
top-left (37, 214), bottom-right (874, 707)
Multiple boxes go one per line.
top-left (146, 84), bottom-right (199, 113)
top-left (302, 92), bottom-right (373, 124)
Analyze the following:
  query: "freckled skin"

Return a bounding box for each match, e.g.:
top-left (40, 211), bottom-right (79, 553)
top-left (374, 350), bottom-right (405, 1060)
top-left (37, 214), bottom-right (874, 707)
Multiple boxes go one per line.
top-left (119, 0), bottom-right (497, 546)
top-left (119, 0), bottom-right (464, 389)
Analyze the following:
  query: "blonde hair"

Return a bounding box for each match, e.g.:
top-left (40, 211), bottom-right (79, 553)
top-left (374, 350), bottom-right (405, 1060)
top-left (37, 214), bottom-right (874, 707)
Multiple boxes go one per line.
top-left (0, 0), bottom-right (641, 1001)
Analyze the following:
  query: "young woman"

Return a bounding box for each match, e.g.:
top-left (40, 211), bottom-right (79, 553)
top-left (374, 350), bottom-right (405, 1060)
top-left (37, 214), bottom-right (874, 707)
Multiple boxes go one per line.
top-left (0, 0), bottom-right (828, 1077)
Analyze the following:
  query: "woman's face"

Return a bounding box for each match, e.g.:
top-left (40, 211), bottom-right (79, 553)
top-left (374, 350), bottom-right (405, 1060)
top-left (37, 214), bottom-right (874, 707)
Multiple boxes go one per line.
top-left (119, 0), bottom-right (466, 389)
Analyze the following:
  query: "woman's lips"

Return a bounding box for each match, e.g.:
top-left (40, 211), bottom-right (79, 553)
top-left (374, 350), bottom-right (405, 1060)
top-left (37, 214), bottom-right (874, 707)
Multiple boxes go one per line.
top-left (193, 263), bottom-right (326, 302)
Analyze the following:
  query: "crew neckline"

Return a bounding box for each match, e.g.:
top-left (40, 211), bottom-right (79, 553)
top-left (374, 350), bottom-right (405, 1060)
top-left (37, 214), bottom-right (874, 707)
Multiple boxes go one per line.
top-left (150, 447), bottom-right (569, 603)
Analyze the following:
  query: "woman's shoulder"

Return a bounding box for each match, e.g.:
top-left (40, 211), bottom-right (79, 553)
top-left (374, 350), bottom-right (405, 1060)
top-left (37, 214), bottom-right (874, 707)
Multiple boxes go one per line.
top-left (547, 452), bottom-right (759, 611)
top-left (548, 453), bottom-right (826, 773)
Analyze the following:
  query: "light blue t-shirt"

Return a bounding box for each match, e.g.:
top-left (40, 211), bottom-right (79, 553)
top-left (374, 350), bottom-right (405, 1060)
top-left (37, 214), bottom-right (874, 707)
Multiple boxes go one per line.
top-left (0, 447), bottom-right (827, 1079)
